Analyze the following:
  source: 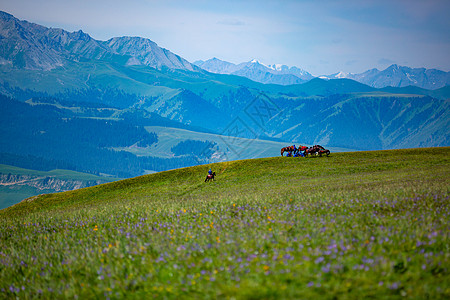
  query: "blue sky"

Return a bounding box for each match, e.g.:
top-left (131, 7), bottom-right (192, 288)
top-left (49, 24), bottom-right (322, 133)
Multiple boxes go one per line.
top-left (2, 0), bottom-right (449, 75)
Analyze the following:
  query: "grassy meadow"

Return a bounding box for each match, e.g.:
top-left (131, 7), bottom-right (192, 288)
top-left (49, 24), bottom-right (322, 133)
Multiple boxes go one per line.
top-left (0, 147), bottom-right (449, 299)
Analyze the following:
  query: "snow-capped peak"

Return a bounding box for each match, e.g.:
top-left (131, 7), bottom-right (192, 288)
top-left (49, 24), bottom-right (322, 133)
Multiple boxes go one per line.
top-left (267, 64), bottom-right (284, 71)
top-left (249, 59), bottom-right (271, 69)
top-left (335, 71), bottom-right (350, 78)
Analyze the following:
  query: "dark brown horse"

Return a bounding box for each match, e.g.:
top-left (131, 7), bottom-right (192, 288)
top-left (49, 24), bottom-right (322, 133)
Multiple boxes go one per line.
top-left (304, 146), bottom-right (318, 157)
top-left (205, 172), bottom-right (216, 182)
top-left (304, 145), bottom-right (330, 157)
top-left (318, 149), bottom-right (331, 156)
top-left (281, 145), bottom-right (295, 156)
top-left (313, 145), bottom-right (325, 151)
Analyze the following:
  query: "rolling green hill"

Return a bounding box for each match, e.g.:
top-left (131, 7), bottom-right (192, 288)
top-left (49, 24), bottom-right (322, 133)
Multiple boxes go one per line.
top-left (1, 148), bottom-right (448, 298)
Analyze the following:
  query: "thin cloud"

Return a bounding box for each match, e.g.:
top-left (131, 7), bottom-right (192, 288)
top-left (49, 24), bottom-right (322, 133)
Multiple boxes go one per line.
top-left (217, 19), bottom-right (245, 26)
top-left (378, 58), bottom-right (396, 65)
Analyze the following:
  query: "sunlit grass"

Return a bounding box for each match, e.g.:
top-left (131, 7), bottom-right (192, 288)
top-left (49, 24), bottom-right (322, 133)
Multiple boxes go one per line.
top-left (0, 147), bottom-right (449, 299)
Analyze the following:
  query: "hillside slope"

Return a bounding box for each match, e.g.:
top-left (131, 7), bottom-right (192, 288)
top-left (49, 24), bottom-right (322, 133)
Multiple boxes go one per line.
top-left (0, 148), bottom-right (449, 298)
top-left (2, 148), bottom-right (448, 216)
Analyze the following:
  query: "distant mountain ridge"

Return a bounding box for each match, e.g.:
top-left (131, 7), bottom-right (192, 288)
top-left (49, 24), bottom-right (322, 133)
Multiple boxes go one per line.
top-left (0, 11), bottom-right (198, 71)
top-left (194, 58), bottom-right (314, 85)
top-left (195, 58), bottom-right (449, 90)
top-left (320, 64), bottom-right (450, 90)
top-left (1, 10), bottom-right (448, 90)
top-left (0, 10), bottom-right (448, 158)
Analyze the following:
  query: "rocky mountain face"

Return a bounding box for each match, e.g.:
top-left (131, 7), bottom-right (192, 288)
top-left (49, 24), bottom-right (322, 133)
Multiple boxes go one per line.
top-left (0, 11), bottom-right (197, 71)
top-left (105, 37), bottom-right (197, 71)
top-left (0, 173), bottom-right (104, 192)
top-left (321, 65), bottom-right (450, 90)
top-left (195, 58), bottom-right (313, 85)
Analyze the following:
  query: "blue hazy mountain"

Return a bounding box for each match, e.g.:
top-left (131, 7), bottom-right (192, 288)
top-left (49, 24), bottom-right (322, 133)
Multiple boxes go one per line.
top-left (0, 10), bottom-right (449, 181)
top-left (195, 58), bottom-right (314, 85)
top-left (195, 58), bottom-right (450, 90)
top-left (320, 64), bottom-right (450, 90)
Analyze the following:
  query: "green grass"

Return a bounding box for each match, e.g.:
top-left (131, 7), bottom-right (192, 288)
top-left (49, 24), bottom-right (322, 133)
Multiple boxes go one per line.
top-left (0, 147), bottom-right (449, 299)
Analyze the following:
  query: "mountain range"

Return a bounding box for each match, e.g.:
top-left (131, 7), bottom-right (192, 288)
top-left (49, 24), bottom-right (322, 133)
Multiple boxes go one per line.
top-left (195, 57), bottom-right (450, 90)
top-left (194, 58), bottom-right (314, 85)
top-left (0, 10), bottom-right (449, 181)
top-left (2, 9), bottom-right (448, 90)
top-left (0, 11), bottom-right (198, 72)
top-left (320, 64), bottom-right (450, 90)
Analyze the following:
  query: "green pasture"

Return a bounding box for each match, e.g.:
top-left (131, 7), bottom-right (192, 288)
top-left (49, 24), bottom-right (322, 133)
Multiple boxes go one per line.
top-left (0, 147), bottom-right (449, 299)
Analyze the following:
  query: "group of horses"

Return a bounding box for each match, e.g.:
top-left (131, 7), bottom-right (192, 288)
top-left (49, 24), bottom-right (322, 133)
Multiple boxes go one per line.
top-left (205, 144), bottom-right (330, 183)
top-left (281, 144), bottom-right (330, 157)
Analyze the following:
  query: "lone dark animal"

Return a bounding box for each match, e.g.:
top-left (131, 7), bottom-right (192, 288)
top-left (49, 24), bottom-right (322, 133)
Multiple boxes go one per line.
top-left (205, 172), bottom-right (216, 182)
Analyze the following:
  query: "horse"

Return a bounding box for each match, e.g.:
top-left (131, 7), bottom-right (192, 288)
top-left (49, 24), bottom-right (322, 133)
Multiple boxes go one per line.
top-left (318, 149), bottom-right (330, 156)
top-left (281, 145), bottom-right (295, 156)
top-left (296, 145), bottom-right (308, 153)
top-left (304, 146), bottom-right (319, 157)
top-left (205, 172), bottom-right (216, 182)
top-left (313, 145), bottom-right (325, 151)
top-left (304, 145), bottom-right (330, 157)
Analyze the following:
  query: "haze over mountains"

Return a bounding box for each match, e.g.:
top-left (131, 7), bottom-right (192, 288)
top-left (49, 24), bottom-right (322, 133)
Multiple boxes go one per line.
top-left (194, 58), bottom-right (314, 85)
top-left (0, 9), bottom-right (449, 184)
top-left (195, 57), bottom-right (450, 89)
top-left (320, 64), bottom-right (450, 90)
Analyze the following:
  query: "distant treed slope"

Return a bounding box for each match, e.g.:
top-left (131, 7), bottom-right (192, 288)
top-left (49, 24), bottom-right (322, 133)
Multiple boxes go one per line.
top-left (0, 94), bottom-right (199, 177)
top-left (141, 89), bottom-right (228, 129)
top-left (171, 140), bottom-right (217, 158)
top-left (268, 94), bottom-right (450, 150)
top-left (0, 153), bottom-right (77, 172)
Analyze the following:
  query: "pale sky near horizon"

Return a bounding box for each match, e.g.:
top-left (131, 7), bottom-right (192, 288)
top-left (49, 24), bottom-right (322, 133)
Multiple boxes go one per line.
top-left (2, 0), bottom-right (449, 75)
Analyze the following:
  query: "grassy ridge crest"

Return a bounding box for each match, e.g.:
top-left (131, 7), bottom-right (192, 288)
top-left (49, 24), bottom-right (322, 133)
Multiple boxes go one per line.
top-left (1, 147), bottom-right (449, 218)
